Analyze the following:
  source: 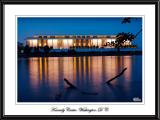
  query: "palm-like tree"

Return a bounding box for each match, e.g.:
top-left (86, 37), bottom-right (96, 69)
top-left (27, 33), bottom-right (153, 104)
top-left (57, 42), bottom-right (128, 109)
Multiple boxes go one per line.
top-left (121, 17), bottom-right (131, 24)
top-left (115, 32), bottom-right (135, 52)
top-left (115, 18), bottom-right (142, 52)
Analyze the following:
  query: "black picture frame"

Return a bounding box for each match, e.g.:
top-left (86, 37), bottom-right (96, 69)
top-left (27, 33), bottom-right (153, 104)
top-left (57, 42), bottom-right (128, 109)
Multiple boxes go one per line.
top-left (0, 0), bottom-right (159, 119)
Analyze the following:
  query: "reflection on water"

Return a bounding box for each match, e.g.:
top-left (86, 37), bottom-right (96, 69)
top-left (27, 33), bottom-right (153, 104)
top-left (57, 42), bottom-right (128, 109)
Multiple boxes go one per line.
top-left (18, 56), bottom-right (142, 102)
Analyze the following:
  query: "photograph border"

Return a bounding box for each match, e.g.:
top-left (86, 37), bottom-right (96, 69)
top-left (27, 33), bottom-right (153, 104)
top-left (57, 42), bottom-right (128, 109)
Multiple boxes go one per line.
top-left (0, 0), bottom-right (159, 119)
top-left (15, 15), bottom-right (145, 105)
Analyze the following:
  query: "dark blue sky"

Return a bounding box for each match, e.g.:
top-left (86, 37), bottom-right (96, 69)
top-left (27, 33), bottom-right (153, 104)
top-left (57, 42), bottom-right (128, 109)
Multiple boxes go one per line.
top-left (18, 17), bottom-right (142, 48)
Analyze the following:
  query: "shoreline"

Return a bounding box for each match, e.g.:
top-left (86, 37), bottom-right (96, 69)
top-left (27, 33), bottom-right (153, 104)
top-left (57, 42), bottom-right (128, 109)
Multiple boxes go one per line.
top-left (18, 51), bottom-right (142, 57)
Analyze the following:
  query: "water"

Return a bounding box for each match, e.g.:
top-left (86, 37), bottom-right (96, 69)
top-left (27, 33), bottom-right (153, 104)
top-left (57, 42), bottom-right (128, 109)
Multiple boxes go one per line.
top-left (18, 56), bottom-right (142, 102)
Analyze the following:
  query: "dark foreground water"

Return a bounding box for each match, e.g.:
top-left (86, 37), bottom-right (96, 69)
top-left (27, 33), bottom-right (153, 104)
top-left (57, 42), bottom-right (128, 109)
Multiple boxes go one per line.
top-left (18, 56), bottom-right (142, 102)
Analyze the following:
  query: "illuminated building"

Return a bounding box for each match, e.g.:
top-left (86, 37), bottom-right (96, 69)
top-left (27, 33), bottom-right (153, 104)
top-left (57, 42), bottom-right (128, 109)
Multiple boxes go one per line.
top-left (26, 35), bottom-right (132, 49)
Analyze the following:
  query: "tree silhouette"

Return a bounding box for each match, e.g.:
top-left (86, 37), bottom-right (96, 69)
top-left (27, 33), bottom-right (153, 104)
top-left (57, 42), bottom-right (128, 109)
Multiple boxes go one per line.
top-left (115, 17), bottom-right (142, 52)
top-left (115, 32), bottom-right (135, 52)
top-left (18, 42), bottom-right (24, 54)
top-left (122, 17), bottom-right (131, 24)
top-left (24, 45), bottom-right (31, 54)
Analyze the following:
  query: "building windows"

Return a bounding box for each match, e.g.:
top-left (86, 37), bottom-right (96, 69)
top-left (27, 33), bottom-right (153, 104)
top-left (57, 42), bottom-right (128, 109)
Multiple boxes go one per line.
top-left (97, 39), bottom-right (102, 47)
top-left (68, 39), bottom-right (73, 48)
top-left (47, 39), bottom-right (53, 47)
top-left (53, 39), bottom-right (58, 49)
top-left (32, 40), bottom-right (38, 47)
top-left (26, 35), bottom-right (132, 49)
top-left (27, 39), bottom-right (38, 47)
top-left (92, 39), bottom-right (98, 46)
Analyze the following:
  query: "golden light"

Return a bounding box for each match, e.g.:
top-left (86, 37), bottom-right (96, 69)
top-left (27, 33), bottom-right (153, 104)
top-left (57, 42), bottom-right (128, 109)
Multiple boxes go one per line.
top-left (43, 43), bottom-right (47, 46)
top-left (97, 39), bottom-right (102, 47)
top-left (63, 39), bottom-right (68, 48)
top-left (32, 39), bottom-right (38, 47)
top-left (29, 58), bottom-right (39, 91)
top-left (53, 39), bottom-right (58, 49)
top-left (47, 39), bottom-right (53, 47)
top-left (92, 39), bottom-right (98, 46)
top-left (39, 43), bottom-right (41, 47)
top-left (26, 36), bottom-right (119, 49)
top-left (112, 39), bottom-right (116, 42)
top-left (68, 39), bottom-right (73, 47)
top-left (29, 40), bottom-right (32, 47)
top-left (39, 57), bottom-right (42, 81)
top-left (125, 40), bottom-right (131, 45)
top-left (107, 38), bottom-right (112, 43)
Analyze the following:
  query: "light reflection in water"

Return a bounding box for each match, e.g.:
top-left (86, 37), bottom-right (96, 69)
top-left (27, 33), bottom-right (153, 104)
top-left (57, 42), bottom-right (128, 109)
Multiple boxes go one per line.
top-left (18, 56), bottom-right (142, 102)
top-left (28, 58), bottom-right (40, 92)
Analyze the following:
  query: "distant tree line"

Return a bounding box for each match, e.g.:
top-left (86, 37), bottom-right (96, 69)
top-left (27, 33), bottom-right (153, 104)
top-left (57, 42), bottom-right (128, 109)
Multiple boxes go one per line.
top-left (18, 44), bottom-right (51, 55)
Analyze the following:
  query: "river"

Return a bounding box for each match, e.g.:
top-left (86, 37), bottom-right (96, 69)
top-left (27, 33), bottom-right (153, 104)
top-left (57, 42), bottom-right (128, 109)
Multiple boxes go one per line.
top-left (18, 55), bottom-right (142, 102)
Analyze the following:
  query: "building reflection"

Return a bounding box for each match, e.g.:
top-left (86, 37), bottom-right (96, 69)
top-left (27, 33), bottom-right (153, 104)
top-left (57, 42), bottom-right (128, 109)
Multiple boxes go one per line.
top-left (28, 56), bottom-right (132, 93)
top-left (123, 56), bottom-right (131, 81)
top-left (28, 58), bottom-right (40, 92)
top-left (123, 56), bottom-right (132, 92)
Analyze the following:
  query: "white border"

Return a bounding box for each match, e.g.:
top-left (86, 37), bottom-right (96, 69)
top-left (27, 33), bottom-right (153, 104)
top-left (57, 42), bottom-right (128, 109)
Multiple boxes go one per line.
top-left (4, 5), bottom-right (155, 115)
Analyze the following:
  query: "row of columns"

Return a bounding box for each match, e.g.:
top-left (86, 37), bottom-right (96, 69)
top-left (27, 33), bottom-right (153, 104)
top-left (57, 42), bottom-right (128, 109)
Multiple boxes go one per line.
top-left (27, 38), bottom-right (116, 48)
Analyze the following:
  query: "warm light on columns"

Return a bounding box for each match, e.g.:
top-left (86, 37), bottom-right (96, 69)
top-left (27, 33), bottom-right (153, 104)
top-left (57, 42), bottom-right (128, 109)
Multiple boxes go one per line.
top-left (63, 39), bottom-right (68, 48)
top-left (28, 40), bottom-right (32, 47)
top-left (107, 38), bottom-right (112, 43)
top-left (53, 39), bottom-right (58, 49)
top-left (97, 39), bottom-right (102, 47)
top-left (32, 39), bottom-right (38, 47)
top-left (92, 39), bottom-right (98, 46)
top-left (68, 39), bottom-right (73, 47)
top-left (47, 39), bottom-right (53, 47)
